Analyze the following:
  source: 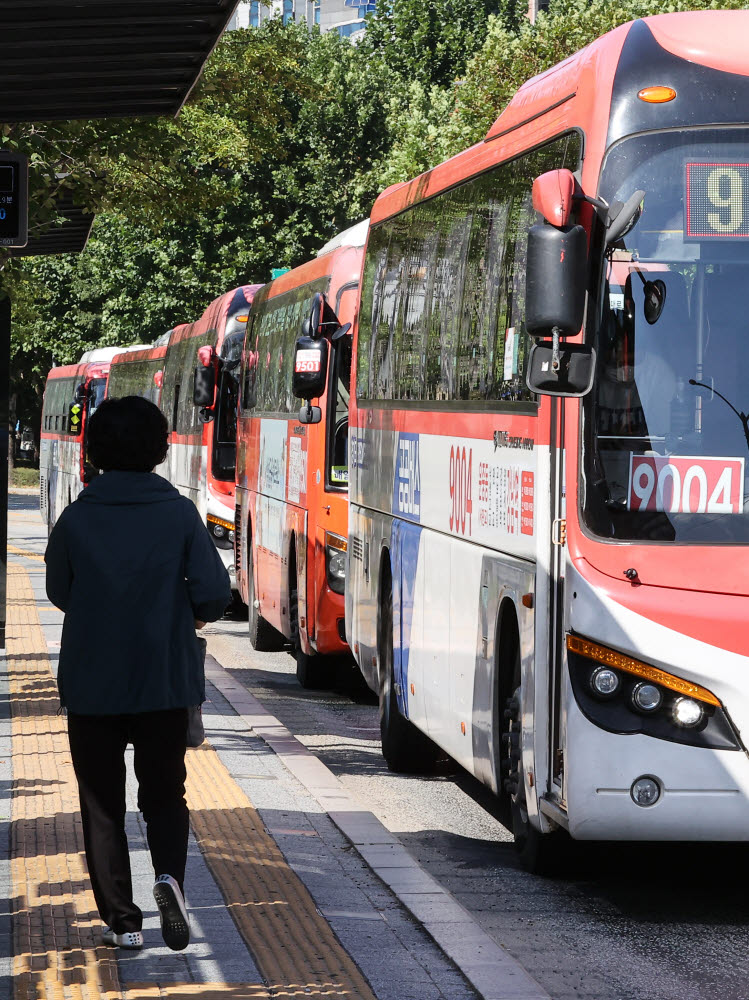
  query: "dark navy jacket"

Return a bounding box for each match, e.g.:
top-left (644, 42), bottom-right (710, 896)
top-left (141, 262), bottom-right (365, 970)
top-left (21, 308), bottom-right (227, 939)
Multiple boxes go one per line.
top-left (45, 471), bottom-right (231, 715)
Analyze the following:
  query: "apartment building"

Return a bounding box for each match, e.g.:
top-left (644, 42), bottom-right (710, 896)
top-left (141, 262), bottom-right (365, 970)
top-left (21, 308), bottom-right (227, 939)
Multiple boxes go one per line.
top-left (228, 0), bottom-right (375, 38)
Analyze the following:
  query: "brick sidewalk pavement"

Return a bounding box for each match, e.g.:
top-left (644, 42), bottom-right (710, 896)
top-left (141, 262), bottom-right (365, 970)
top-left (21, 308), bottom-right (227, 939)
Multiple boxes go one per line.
top-left (3, 559), bottom-right (384, 999)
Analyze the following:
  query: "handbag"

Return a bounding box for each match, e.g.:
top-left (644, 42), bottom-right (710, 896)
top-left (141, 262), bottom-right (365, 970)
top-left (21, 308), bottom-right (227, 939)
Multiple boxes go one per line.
top-left (186, 636), bottom-right (207, 748)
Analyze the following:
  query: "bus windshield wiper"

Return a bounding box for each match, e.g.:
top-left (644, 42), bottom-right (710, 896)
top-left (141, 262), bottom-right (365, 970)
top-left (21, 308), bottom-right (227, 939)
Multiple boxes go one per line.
top-left (689, 379), bottom-right (749, 454)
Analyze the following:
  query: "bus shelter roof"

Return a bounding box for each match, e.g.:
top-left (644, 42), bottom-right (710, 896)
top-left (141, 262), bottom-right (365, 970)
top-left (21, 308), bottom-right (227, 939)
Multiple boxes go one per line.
top-left (9, 194), bottom-right (94, 257)
top-left (0, 1), bottom-right (239, 123)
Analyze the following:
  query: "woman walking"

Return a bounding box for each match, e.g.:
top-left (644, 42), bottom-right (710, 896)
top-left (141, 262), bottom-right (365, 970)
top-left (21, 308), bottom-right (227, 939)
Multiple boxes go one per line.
top-left (45, 395), bottom-right (231, 951)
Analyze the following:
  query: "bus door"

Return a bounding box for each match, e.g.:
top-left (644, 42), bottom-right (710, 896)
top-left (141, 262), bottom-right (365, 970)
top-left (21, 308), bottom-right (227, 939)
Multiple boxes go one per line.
top-left (82, 375), bottom-right (107, 484)
top-left (309, 284), bottom-right (356, 634)
top-left (212, 331), bottom-right (243, 483)
top-left (538, 393), bottom-right (567, 802)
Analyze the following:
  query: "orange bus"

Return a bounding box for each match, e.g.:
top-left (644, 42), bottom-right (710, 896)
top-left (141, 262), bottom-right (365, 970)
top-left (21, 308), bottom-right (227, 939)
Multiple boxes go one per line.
top-left (235, 221), bottom-right (367, 686)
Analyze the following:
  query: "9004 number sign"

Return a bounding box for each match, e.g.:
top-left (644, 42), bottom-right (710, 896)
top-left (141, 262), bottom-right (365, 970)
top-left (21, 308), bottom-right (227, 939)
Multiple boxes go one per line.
top-left (628, 455), bottom-right (745, 515)
top-left (686, 162), bottom-right (749, 239)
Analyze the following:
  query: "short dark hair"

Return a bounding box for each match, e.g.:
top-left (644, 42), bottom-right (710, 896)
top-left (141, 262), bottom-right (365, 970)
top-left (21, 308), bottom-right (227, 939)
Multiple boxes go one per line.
top-left (87, 396), bottom-right (168, 472)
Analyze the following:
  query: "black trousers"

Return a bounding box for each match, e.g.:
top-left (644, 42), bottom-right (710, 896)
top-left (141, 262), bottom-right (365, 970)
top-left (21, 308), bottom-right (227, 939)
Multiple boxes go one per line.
top-left (67, 708), bottom-right (189, 934)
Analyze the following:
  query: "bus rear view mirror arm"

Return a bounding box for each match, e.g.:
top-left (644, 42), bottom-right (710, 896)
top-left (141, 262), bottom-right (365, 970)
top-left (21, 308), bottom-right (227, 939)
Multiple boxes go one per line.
top-left (605, 189), bottom-right (645, 246)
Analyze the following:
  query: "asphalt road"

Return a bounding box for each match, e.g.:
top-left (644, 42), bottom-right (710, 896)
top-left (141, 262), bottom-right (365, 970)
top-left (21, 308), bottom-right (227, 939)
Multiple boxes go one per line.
top-left (205, 616), bottom-right (749, 1000)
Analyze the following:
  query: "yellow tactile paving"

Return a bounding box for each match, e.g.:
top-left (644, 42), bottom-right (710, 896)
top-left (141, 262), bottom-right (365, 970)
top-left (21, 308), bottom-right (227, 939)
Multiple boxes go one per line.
top-left (123, 988), bottom-right (269, 999)
top-left (7, 544), bottom-right (45, 561)
top-left (185, 742), bottom-right (377, 999)
top-left (7, 559), bottom-right (379, 1000)
top-left (8, 562), bottom-right (122, 1000)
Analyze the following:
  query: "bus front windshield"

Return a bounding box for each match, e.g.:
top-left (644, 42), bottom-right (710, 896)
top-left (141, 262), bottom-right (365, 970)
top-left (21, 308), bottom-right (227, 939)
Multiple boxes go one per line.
top-left (585, 128), bottom-right (749, 544)
top-left (88, 378), bottom-right (107, 418)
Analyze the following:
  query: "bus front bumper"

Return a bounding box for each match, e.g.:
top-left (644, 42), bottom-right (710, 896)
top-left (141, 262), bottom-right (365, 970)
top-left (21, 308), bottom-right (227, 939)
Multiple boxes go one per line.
top-left (564, 696), bottom-right (749, 840)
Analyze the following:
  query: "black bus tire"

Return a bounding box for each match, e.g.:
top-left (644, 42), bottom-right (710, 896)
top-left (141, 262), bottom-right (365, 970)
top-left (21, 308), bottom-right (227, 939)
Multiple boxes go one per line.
top-left (501, 634), bottom-right (567, 875)
top-left (378, 581), bottom-right (437, 774)
top-left (247, 544), bottom-right (283, 652)
top-left (289, 578), bottom-right (332, 689)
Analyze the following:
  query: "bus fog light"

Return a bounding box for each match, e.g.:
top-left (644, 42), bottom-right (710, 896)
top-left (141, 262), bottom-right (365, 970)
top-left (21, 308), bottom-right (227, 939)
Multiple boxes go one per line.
top-left (631, 776), bottom-right (661, 807)
top-left (212, 523), bottom-right (226, 538)
top-left (632, 682), bottom-right (662, 713)
top-left (672, 697), bottom-right (703, 728)
top-left (590, 666), bottom-right (620, 697)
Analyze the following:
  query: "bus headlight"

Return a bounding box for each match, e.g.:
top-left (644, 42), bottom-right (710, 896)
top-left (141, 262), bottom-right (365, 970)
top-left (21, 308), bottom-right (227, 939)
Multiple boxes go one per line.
top-left (672, 697), bottom-right (704, 728)
top-left (566, 634), bottom-right (740, 751)
top-left (590, 666), bottom-right (620, 698)
top-left (325, 531), bottom-right (347, 595)
top-left (207, 513), bottom-right (234, 550)
top-left (631, 682), bottom-right (662, 713)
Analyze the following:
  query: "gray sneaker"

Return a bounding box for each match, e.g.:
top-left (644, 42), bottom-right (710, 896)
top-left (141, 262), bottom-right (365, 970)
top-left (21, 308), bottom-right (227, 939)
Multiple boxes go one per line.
top-left (153, 874), bottom-right (190, 951)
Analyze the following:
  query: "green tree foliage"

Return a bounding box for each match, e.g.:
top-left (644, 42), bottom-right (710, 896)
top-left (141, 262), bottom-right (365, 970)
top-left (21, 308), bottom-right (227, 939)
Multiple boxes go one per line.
top-left (8, 21), bottom-right (401, 436)
top-left (2, 22), bottom-right (311, 251)
top-left (359, 0), bottom-right (520, 90)
top-left (12, 0), bottom-right (749, 440)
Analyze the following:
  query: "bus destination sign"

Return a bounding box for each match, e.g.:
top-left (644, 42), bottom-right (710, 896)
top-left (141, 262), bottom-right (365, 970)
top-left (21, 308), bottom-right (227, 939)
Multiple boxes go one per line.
top-left (685, 162), bottom-right (749, 240)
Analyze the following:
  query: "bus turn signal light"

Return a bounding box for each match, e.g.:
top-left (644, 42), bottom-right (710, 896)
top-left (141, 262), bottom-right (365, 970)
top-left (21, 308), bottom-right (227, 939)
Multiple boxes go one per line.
top-left (637, 86), bottom-right (676, 103)
top-left (207, 513), bottom-right (234, 533)
top-left (566, 634), bottom-right (720, 706)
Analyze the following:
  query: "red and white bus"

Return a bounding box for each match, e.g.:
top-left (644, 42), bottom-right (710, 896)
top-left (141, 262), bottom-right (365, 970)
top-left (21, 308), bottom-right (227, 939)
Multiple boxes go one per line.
top-left (235, 222), bottom-right (367, 686)
top-left (40, 346), bottom-right (144, 529)
top-left (108, 286), bottom-right (261, 595)
top-left (107, 337), bottom-right (169, 409)
top-left (345, 11), bottom-right (749, 864)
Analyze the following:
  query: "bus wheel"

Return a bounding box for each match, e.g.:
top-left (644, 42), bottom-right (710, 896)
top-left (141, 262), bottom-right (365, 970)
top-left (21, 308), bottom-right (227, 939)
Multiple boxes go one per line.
top-left (502, 679), bottom-right (566, 875)
top-left (289, 576), bottom-right (331, 689)
top-left (247, 548), bottom-right (283, 652)
top-left (378, 585), bottom-right (437, 773)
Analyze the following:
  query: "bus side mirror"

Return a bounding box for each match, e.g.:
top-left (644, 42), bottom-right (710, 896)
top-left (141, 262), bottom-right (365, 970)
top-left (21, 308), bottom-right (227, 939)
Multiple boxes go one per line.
top-left (525, 201), bottom-right (590, 397)
top-left (526, 342), bottom-right (596, 397)
top-left (532, 169), bottom-right (576, 227)
top-left (302, 292), bottom-right (324, 339)
top-left (193, 365), bottom-right (215, 406)
top-left (293, 336), bottom-right (328, 425)
top-left (193, 345), bottom-right (217, 406)
top-left (68, 400), bottom-right (84, 435)
top-left (526, 222), bottom-right (587, 337)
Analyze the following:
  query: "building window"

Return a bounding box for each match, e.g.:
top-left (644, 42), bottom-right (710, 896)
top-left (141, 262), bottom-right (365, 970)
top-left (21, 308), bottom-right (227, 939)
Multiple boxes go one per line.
top-left (283, 0), bottom-right (293, 25)
top-left (336, 20), bottom-right (365, 37)
top-left (313, 0), bottom-right (320, 24)
top-left (250, 0), bottom-right (260, 26)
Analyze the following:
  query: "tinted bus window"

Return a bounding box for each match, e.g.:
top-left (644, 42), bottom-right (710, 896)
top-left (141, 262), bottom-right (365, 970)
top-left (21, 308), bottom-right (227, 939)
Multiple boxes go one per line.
top-left (44, 378), bottom-right (77, 433)
top-left (108, 358), bottom-right (162, 404)
top-left (243, 279), bottom-right (328, 414)
top-left (357, 132), bottom-right (581, 405)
